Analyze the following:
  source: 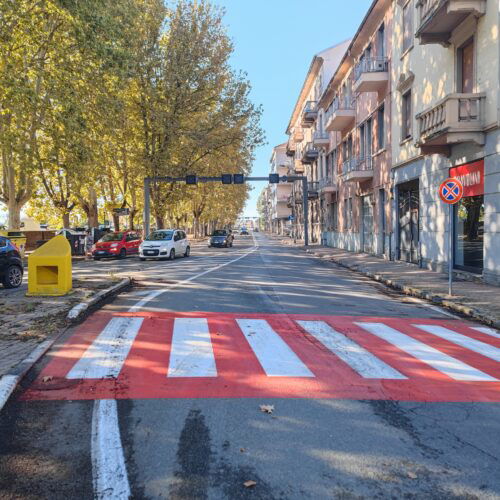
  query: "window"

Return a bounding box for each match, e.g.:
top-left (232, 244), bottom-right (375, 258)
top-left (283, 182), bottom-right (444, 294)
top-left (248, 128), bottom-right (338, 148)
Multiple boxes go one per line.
top-left (402, 90), bottom-right (412, 140)
top-left (377, 23), bottom-right (385, 58)
top-left (332, 202), bottom-right (338, 230)
top-left (345, 198), bottom-right (353, 230)
top-left (359, 124), bottom-right (365, 159)
top-left (403, 1), bottom-right (413, 53)
top-left (366, 118), bottom-right (372, 157)
top-left (458, 38), bottom-right (474, 93)
top-left (377, 105), bottom-right (385, 150)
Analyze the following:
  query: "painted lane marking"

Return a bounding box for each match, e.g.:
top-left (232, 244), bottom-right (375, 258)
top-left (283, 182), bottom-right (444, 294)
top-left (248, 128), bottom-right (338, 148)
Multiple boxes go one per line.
top-left (472, 326), bottom-right (500, 339)
top-left (0, 375), bottom-right (19, 411)
top-left (91, 399), bottom-right (130, 499)
top-left (236, 319), bottom-right (313, 377)
top-left (128, 245), bottom-right (258, 312)
top-left (67, 317), bottom-right (143, 379)
top-left (414, 324), bottom-right (500, 362)
top-left (357, 322), bottom-right (496, 382)
top-left (168, 318), bottom-right (217, 377)
top-left (297, 320), bottom-right (406, 379)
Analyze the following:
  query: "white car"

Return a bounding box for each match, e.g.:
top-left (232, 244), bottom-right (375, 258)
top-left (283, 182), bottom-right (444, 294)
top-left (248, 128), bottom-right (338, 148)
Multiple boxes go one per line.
top-left (139, 229), bottom-right (190, 260)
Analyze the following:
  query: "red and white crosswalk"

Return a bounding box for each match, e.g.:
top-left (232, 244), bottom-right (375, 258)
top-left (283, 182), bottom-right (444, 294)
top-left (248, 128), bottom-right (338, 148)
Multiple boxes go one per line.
top-left (22, 312), bottom-right (500, 402)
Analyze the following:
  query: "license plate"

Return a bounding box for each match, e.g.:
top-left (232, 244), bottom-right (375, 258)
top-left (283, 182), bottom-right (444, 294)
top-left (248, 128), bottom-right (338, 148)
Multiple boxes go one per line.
top-left (97, 251), bottom-right (106, 254)
top-left (145, 250), bottom-right (155, 255)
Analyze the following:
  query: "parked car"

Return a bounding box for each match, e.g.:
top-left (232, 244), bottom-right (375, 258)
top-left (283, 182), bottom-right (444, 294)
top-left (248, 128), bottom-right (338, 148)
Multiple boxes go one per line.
top-left (139, 229), bottom-right (190, 260)
top-left (0, 236), bottom-right (23, 288)
top-left (208, 229), bottom-right (234, 248)
top-left (240, 228), bottom-right (249, 235)
top-left (92, 231), bottom-right (142, 260)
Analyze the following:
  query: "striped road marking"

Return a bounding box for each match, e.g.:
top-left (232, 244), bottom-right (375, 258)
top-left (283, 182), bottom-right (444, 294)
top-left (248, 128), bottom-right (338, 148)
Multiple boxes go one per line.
top-left (471, 326), bottom-right (500, 339)
top-left (298, 320), bottom-right (406, 379)
top-left (357, 322), bottom-right (497, 382)
top-left (67, 317), bottom-right (143, 379)
top-left (236, 319), bottom-right (313, 377)
top-left (414, 324), bottom-right (500, 362)
top-left (168, 318), bottom-right (217, 377)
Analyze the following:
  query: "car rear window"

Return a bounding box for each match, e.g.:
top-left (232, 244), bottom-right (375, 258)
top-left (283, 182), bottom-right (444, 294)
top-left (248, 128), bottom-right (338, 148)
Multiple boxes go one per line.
top-left (101, 232), bottom-right (124, 242)
top-left (146, 231), bottom-right (173, 241)
top-left (212, 230), bottom-right (227, 236)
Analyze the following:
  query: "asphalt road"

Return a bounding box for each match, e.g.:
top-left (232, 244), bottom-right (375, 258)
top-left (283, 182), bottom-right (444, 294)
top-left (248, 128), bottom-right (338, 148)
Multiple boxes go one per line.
top-left (1, 233), bottom-right (499, 499)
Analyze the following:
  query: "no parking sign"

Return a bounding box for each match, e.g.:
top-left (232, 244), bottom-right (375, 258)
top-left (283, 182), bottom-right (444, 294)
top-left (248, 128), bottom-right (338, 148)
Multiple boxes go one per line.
top-left (439, 178), bottom-right (463, 204)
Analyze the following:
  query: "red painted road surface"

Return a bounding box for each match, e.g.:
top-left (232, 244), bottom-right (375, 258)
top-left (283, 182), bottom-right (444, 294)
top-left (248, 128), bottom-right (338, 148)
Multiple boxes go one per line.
top-left (22, 312), bottom-right (500, 403)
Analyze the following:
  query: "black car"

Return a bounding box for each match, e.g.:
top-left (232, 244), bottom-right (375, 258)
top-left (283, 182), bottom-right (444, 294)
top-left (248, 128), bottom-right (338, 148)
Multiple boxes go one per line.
top-left (0, 236), bottom-right (23, 288)
top-left (208, 229), bottom-right (234, 248)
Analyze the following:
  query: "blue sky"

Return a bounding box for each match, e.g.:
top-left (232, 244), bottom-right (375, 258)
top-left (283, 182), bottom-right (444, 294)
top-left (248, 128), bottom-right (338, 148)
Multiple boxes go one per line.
top-left (212, 0), bottom-right (373, 217)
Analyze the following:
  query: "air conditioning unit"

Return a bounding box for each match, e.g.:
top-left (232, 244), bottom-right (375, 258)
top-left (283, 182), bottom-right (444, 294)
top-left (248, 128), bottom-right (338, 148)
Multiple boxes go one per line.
top-left (374, 60), bottom-right (387, 72)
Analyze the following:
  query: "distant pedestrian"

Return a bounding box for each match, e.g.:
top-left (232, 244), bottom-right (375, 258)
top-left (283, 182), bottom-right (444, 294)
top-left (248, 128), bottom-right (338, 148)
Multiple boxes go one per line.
top-left (84, 230), bottom-right (94, 259)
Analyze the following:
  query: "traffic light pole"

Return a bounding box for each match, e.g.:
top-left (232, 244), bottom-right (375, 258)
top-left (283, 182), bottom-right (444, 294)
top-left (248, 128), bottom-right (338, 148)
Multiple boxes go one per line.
top-left (142, 174), bottom-right (309, 246)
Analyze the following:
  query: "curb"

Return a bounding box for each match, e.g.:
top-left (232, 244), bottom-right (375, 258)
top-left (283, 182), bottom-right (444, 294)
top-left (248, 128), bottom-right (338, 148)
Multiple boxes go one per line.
top-left (0, 277), bottom-right (132, 413)
top-left (304, 248), bottom-right (500, 330)
top-left (67, 277), bottom-right (131, 322)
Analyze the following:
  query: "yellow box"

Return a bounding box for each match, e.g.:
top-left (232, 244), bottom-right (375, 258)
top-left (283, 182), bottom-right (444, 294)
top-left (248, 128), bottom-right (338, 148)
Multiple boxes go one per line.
top-left (27, 235), bottom-right (72, 296)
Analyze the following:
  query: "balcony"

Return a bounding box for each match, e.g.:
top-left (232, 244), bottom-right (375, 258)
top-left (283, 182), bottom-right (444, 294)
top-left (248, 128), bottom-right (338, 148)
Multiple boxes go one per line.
top-left (416, 0), bottom-right (486, 46)
top-left (286, 137), bottom-right (296, 157)
top-left (293, 159), bottom-right (305, 173)
top-left (416, 93), bottom-right (486, 155)
top-left (307, 182), bottom-right (319, 199)
top-left (325, 96), bottom-right (356, 132)
top-left (301, 101), bottom-right (318, 127)
top-left (312, 131), bottom-right (330, 147)
top-left (318, 177), bottom-right (338, 193)
top-left (293, 128), bottom-right (304, 142)
top-left (342, 157), bottom-right (373, 182)
top-left (301, 142), bottom-right (319, 164)
top-left (353, 57), bottom-right (389, 93)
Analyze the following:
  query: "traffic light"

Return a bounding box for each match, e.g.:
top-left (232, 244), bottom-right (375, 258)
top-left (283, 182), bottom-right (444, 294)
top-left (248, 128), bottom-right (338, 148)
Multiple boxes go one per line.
top-left (221, 174), bottom-right (233, 184)
top-left (269, 173), bottom-right (279, 184)
top-left (185, 175), bottom-right (197, 185)
top-left (233, 174), bottom-right (245, 184)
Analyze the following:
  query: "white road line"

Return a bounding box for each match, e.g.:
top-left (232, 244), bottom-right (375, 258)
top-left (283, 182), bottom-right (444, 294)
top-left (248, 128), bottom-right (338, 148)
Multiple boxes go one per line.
top-left (297, 320), bottom-right (406, 379)
top-left (0, 375), bottom-right (19, 412)
top-left (91, 399), bottom-right (130, 500)
top-left (66, 317), bottom-right (143, 379)
top-left (472, 326), bottom-right (500, 339)
top-left (357, 322), bottom-right (496, 382)
top-left (414, 324), bottom-right (500, 362)
top-left (424, 304), bottom-right (459, 319)
top-left (236, 319), bottom-right (313, 377)
top-left (128, 245), bottom-right (258, 312)
top-left (168, 318), bottom-right (217, 377)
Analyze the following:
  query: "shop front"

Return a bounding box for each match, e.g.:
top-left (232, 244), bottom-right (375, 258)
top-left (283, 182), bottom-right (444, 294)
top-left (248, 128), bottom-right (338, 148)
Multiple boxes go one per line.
top-left (451, 159), bottom-right (484, 274)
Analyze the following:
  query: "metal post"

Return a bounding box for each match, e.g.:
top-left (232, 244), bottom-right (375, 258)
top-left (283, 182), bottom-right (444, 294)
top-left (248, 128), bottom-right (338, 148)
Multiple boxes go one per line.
top-left (448, 203), bottom-right (453, 296)
top-left (143, 178), bottom-right (150, 238)
top-left (302, 177), bottom-right (309, 246)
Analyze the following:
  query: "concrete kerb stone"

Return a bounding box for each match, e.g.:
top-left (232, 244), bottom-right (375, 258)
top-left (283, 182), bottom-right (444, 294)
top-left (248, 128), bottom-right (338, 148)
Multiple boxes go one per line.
top-left (0, 276), bottom-right (133, 413)
top-left (304, 248), bottom-right (500, 330)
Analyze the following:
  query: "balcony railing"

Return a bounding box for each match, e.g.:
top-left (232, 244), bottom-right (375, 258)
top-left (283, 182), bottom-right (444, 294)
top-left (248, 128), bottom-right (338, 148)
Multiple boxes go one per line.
top-left (416, 93), bottom-right (486, 155)
top-left (325, 95), bottom-right (356, 132)
top-left (312, 130), bottom-right (330, 147)
top-left (354, 57), bottom-right (389, 81)
top-left (292, 127), bottom-right (304, 143)
top-left (342, 156), bottom-right (373, 182)
top-left (416, 0), bottom-right (486, 45)
top-left (301, 142), bottom-right (320, 163)
top-left (301, 101), bottom-right (318, 127)
top-left (353, 57), bottom-right (389, 93)
top-left (319, 177), bottom-right (337, 192)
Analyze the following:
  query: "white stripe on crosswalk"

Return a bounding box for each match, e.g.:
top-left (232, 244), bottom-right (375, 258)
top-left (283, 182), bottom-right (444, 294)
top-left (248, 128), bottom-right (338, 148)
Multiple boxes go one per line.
top-left (236, 319), bottom-right (314, 377)
top-left (356, 322), bottom-right (496, 382)
top-left (297, 321), bottom-right (406, 379)
top-left (472, 326), bottom-right (500, 339)
top-left (414, 324), bottom-right (500, 362)
top-left (67, 317), bottom-right (143, 379)
top-left (168, 318), bottom-right (217, 377)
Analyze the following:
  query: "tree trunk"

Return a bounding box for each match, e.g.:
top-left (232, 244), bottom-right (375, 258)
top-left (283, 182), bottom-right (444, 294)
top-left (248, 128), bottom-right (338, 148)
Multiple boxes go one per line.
top-left (7, 199), bottom-right (22, 230)
top-left (113, 214), bottom-right (120, 231)
top-left (62, 212), bottom-right (70, 228)
top-left (87, 187), bottom-right (99, 228)
top-left (155, 215), bottom-right (164, 229)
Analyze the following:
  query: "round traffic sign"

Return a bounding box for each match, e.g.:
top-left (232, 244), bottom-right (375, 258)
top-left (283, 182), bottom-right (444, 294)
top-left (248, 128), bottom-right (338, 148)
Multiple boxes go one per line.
top-left (439, 178), bottom-right (463, 204)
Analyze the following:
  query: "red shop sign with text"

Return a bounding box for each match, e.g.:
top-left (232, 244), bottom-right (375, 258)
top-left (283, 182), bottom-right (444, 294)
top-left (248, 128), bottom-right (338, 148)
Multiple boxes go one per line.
top-left (450, 159), bottom-right (484, 197)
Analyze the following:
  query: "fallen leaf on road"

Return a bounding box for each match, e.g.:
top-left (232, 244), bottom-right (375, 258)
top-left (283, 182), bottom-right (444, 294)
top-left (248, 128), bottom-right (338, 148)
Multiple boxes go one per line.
top-left (42, 376), bottom-right (53, 383)
top-left (240, 448), bottom-right (246, 453)
top-left (407, 472), bottom-right (417, 479)
top-left (243, 480), bottom-right (256, 488)
top-left (260, 404), bottom-right (274, 414)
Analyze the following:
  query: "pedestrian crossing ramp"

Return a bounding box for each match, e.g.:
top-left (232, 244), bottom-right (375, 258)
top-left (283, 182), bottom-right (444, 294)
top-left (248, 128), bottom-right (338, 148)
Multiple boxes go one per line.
top-left (23, 313), bottom-right (500, 403)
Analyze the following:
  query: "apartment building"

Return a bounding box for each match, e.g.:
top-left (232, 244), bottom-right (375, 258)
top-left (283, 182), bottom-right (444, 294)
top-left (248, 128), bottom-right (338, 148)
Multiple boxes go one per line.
top-left (391, 0), bottom-right (499, 284)
top-left (269, 143), bottom-right (292, 235)
top-left (285, 40), bottom-right (351, 243)
top-left (318, 0), bottom-right (394, 256)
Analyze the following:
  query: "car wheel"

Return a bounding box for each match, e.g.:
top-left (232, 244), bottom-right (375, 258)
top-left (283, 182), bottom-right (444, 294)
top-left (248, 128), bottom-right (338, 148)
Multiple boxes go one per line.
top-left (94, 257), bottom-right (101, 261)
top-left (169, 249), bottom-right (175, 260)
top-left (184, 246), bottom-right (190, 257)
top-left (140, 258), bottom-right (146, 261)
top-left (3, 265), bottom-right (23, 289)
top-left (119, 248), bottom-right (126, 259)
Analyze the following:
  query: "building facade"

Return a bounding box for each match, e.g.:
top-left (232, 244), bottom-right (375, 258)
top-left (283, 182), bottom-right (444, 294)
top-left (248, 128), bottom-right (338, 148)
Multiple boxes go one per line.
top-left (269, 143), bottom-right (292, 235)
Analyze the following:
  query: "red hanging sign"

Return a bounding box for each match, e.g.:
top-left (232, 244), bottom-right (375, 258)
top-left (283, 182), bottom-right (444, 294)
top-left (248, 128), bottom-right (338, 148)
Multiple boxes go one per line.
top-left (449, 159), bottom-right (484, 197)
top-left (439, 178), bottom-right (463, 204)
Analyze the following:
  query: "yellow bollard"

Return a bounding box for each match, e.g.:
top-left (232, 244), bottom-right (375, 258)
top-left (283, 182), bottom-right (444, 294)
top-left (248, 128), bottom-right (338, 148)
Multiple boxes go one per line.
top-left (27, 235), bottom-right (72, 296)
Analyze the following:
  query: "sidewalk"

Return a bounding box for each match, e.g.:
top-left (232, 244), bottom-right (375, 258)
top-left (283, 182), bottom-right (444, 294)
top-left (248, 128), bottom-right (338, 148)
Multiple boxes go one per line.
top-left (273, 235), bottom-right (500, 329)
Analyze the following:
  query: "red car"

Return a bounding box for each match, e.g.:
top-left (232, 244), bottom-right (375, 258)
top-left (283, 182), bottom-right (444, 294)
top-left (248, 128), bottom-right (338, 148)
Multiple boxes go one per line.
top-left (92, 231), bottom-right (142, 260)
